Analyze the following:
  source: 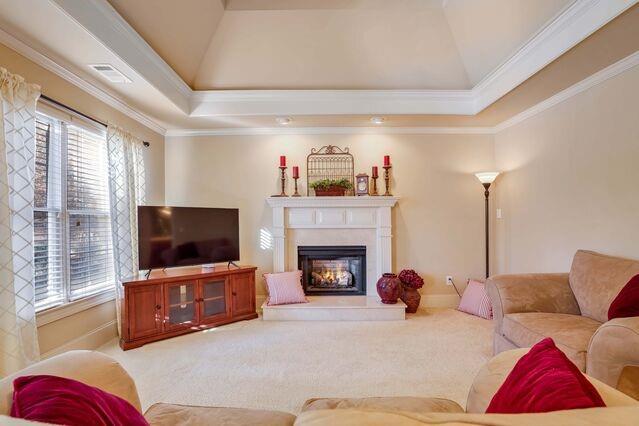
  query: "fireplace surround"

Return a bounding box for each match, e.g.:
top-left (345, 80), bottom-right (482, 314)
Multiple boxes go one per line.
top-left (298, 246), bottom-right (366, 296)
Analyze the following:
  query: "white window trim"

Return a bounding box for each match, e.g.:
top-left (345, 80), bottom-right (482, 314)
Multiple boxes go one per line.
top-left (36, 287), bottom-right (116, 327)
top-left (34, 100), bottom-right (115, 324)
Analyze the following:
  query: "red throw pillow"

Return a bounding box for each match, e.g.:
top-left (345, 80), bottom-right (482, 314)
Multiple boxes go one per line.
top-left (486, 338), bottom-right (605, 414)
top-left (11, 375), bottom-right (148, 426)
top-left (608, 274), bottom-right (639, 320)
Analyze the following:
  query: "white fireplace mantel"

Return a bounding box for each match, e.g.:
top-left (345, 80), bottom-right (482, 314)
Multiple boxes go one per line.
top-left (266, 196), bottom-right (399, 296)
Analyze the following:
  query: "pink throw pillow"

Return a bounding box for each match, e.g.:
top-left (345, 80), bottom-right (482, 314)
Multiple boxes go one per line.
top-left (458, 279), bottom-right (493, 319)
top-left (11, 375), bottom-right (148, 425)
top-left (264, 270), bottom-right (308, 306)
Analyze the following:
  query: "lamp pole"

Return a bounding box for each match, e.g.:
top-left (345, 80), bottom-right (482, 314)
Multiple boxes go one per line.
top-left (475, 172), bottom-right (499, 279)
top-left (483, 182), bottom-right (491, 279)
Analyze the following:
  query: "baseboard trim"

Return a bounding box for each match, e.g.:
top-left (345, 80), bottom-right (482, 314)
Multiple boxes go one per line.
top-left (40, 320), bottom-right (118, 359)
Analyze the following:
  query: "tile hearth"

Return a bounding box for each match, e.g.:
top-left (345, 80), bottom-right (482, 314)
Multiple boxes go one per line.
top-left (262, 296), bottom-right (406, 321)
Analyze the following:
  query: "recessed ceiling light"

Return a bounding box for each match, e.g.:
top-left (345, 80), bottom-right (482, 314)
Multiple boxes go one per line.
top-left (88, 64), bottom-right (132, 83)
top-left (276, 117), bottom-right (292, 125)
top-left (371, 116), bottom-right (385, 125)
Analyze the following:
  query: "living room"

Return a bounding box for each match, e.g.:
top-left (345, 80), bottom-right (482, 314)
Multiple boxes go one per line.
top-left (0, 1), bottom-right (638, 425)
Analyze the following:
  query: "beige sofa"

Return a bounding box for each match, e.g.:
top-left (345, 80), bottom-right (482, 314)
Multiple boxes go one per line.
top-left (487, 249), bottom-right (639, 399)
top-left (1, 348), bottom-right (638, 425)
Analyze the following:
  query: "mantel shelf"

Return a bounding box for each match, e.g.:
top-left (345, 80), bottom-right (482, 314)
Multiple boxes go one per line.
top-left (266, 196), bottom-right (399, 208)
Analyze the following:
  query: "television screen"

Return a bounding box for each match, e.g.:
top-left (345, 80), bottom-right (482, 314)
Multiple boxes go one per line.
top-left (138, 206), bottom-right (240, 270)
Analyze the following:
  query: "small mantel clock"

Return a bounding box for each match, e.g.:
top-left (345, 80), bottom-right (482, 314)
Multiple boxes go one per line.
top-left (356, 173), bottom-right (370, 196)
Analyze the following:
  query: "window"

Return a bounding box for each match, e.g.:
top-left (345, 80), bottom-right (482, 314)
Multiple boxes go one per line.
top-left (34, 110), bottom-right (115, 311)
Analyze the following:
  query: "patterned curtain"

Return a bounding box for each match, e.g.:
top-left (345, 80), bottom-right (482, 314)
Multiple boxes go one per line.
top-left (0, 68), bottom-right (40, 376)
top-left (107, 125), bottom-right (146, 337)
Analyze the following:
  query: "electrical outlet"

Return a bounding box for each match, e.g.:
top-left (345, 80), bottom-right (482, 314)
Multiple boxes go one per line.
top-left (446, 276), bottom-right (454, 286)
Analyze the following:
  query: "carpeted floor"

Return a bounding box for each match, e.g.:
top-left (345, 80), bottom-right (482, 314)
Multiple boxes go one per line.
top-left (98, 309), bottom-right (493, 414)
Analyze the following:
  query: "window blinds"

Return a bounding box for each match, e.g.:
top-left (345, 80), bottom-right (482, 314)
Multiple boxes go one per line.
top-left (33, 112), bottom-right (115, 310)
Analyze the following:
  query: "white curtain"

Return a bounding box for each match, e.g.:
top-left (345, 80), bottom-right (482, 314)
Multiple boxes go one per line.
top-left (107, 125), bottom-right (146, 337)
top-left (0, 68), bottom-right (40, 376)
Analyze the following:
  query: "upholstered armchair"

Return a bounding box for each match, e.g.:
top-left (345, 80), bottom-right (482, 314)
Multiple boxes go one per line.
top-left (486, 250), bottom-right (639, 399)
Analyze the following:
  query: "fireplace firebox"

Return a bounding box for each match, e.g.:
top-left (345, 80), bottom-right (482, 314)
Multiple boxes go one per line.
top-left (298, 246), bottom-right (366, 296)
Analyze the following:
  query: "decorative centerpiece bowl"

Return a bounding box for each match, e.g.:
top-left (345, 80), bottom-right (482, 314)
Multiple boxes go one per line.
top-left (310, 178), bottom-right (352, 197)
top-left (398, 269), bottom-right (424, 313)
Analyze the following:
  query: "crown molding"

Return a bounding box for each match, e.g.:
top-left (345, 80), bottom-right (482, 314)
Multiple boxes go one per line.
top-left (472, 0), bottom-right (636, 113)
top-left (189, 89), bottom-right (476, 116)
top-left (0, 27), bottom-right (167, 135)
top-left (494, 50), bottom-right (639, 133)
top-left (165, 126), bottom-right (494, 137)
top-left (51, 0), bottom-right (191, 113)
top-left (169, 50), bottom-right (639, 137)
top-left (48, 0), bottom-right (635, 118)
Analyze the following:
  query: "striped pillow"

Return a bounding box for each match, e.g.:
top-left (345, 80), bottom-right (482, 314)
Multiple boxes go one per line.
top-left (458, 279), bottom-right (493, 319)
top-left (264, 270), bottom-right (308, 306)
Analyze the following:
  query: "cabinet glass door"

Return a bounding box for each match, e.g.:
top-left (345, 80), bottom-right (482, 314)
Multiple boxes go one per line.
top-left (200, 279), bottom-right (229, 322)
top-left (165, 281), bottom-right (197, 330)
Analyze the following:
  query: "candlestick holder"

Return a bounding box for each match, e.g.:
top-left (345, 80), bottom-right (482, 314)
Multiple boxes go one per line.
top-left (370, 175), bottom-right (379, 196)
top-left (272, 166), bottom-right (288, 197)
top-left (383, 165), bottom-right (392, 196)
top-left (292, 175), bottom-right (301, 197)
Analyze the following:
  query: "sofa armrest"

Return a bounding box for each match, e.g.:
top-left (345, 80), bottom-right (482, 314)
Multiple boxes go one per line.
top-left (466, 348), bottom-right (638, 414)
top-left (486, 273), bottom-right (580, 335)
top-left (587, 317), bottom-right (639, 398)
top-left (0, 350), bottom-right (141, 416)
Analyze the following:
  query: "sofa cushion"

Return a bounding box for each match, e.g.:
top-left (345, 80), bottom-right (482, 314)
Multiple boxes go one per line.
top-left (295, 406), bottom-right (639, 426)
top-left (302, 397), bottom-right (463, 414)
top-left (502, 313), bottom-right (601, 370)
top-left (144, 403), bottom-right (295, 426)
top-left (608, 274), bottom-right (639, 320)
top-left (569, 250), bottom-right (639, 323)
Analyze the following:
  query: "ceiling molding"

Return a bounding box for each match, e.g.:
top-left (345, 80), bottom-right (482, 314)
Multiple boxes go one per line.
top-left (494, 49), bottom-right (639, 133)
top-left (471, 0), bottom-right (636, 113)
top-left (189, 90), bottom-right (476, 116)
top-left (169, 50), bottom-right (639, 137)
top-left (165, 126), bottom-right (494, 137)
top-left (47, 0), bottom-right (635, 118)
top-left (0, 27), bottom-right (167, 135)
top-left (50, 0), bottom-right (191, 113)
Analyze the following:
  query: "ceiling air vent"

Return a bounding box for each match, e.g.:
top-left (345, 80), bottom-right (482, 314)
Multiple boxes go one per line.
top-left (88, 64), bottom-right (132, 83)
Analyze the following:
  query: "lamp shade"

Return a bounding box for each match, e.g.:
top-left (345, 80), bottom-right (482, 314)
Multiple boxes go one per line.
top-left (475, 172), bottom-right (500, 184)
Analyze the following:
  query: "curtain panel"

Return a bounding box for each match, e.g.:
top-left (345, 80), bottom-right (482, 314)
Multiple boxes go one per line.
top-left (0, 68), bottom-right (41, 376)
top-left (107, 125), bottom-right (146, 336)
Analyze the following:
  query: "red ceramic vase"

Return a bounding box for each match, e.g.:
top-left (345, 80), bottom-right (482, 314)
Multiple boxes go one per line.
top-left (400, 286), bottom-right (421, 313)
top-left (376, 273), bottom-right (401, 304)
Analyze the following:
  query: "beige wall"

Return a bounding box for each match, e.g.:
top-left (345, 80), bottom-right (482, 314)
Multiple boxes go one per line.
top-left (0, 42), bottom-right (166, 355)
top-left (493, 65), bottom-right (639, 274)
top-left (165, 133), bottom-right (495, 305)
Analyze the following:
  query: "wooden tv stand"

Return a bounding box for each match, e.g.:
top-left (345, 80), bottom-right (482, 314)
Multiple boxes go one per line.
top-left (120, 265), bottom-right (258, 350)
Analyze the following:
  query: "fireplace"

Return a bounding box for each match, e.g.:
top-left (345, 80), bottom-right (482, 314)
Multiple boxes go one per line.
top-left (298, 246), bottom-right (366, 296)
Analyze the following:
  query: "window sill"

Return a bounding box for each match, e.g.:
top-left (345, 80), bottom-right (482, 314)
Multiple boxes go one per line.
top-left (36, 288), bottom-right (116, 327)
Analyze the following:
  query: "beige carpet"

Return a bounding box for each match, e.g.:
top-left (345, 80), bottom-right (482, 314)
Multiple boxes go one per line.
top-left (98, 309), bottom-right (493, 414)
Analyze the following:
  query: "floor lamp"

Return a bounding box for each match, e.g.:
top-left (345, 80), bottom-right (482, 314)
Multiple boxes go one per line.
top-left (475, 172), bottom-right (500, 279)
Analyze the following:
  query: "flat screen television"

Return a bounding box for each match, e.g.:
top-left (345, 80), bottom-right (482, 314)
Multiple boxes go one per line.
top-left (138, 206), bottom-right (240, 270)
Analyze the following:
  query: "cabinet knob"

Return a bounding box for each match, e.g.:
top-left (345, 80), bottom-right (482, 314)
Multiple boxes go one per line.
top-left (232, 292), bottom-right (237, 296)
top-left (155, 304), bottom-right (161, 310)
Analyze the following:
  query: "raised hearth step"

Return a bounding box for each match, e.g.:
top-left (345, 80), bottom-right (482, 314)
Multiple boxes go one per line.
top-left (261, 296), bottom-right (406, 321)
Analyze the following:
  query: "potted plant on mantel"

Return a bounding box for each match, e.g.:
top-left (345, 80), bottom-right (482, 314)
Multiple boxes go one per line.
top-left (310, 178), bottom-right (353, 196)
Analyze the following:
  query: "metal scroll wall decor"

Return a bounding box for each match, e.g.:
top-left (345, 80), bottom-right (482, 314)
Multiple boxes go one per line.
top-left (306, 145), bottom-right (355, 196)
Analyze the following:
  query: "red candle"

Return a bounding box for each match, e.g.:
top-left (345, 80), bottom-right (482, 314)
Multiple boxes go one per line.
top-left (372, 166), bottom-right (378, 178)
top-left (292, 166), bottom-right (299, 179)
top-left (279, 155), bottom-right (286, 167)
top-left (383, 155), bottom-right (390, 166)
